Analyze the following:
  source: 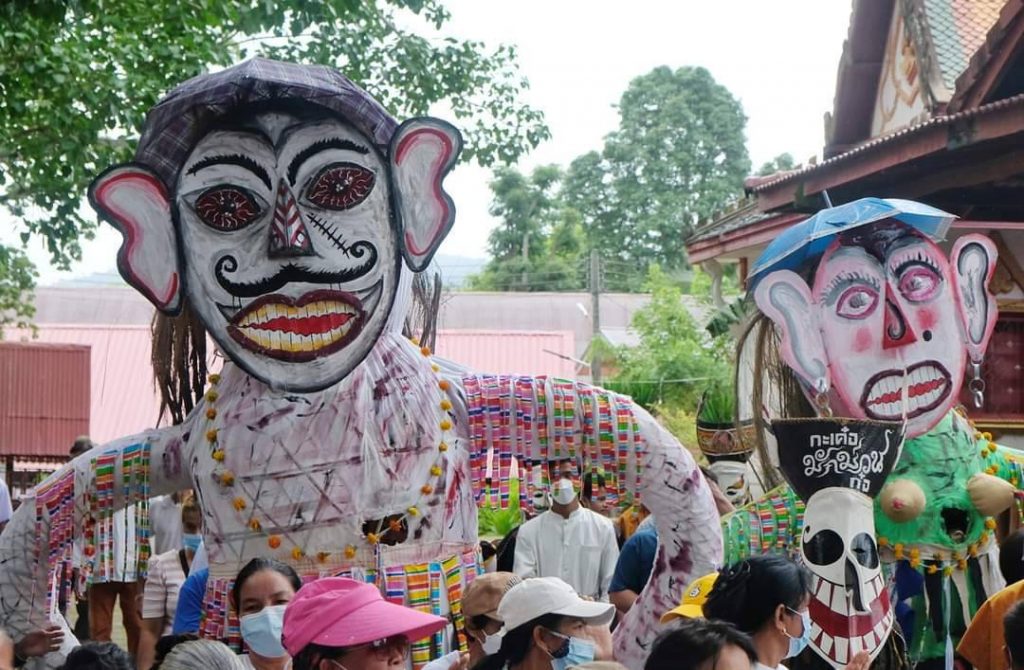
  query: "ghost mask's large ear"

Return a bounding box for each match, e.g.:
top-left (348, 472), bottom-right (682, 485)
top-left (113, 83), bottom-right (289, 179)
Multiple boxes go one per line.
top-left (88, 164), bottom-right (182, 315)
top-left (754, 270), bottom-right (830, 393)
top-left (389, 118), bottom-right (463, 272)
top-left (951, 234), bottom-right (998, 363)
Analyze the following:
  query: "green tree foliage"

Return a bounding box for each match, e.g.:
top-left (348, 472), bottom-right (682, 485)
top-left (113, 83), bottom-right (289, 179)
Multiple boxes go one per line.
top-left (468, 165), bottom-right (585, 291)
top-left (756, 152), bottom-right (797, 176)
top-left (563, 66), bottom-right (750, 288)
top-left (610, 266), bottom-right (731, 409)
top-left (0, 246), bottom-right (36, 334)
top-left (0, 0), bottom-right (548, 326)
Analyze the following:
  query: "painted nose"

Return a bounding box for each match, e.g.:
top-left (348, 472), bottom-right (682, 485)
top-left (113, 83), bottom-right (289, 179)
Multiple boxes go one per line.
top-left (845, 557), bottom-right (869, 613)
top-left (269, 180), bottom-right (314, 258)
top-left (883, 284), bottom-right (917, 349)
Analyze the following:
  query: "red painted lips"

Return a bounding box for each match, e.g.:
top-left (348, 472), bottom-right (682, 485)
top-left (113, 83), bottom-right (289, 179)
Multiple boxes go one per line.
top-left (227, 289), bottom-right (365, 362)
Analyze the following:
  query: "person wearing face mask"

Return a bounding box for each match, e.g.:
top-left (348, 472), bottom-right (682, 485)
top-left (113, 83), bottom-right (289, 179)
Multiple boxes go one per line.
top-left (513, 463), bottom-right (619, 601)
top-left (489, 577), bottom-right (614, 670)
top-left (463, 572), bottom-right (522, 667)
top-left (283, 577), bottom-right (448, 670)
top-left (232, 558), bottom-right (303, 670)
top-left (137, 495), bottom-right (204, 670)
top-left (703, 556), bottom-right (869, 670)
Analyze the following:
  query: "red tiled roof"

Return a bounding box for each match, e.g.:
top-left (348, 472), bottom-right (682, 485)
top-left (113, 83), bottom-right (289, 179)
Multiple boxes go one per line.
top-left (7, 325), bottom-right (576, 446)
top-left (0, 342), bottom-right (90, 458)
top-left (434, 330), bottom-right (576, 378)
top-left (949, 0), bottom-right (1024, 111)
top-left (8, 325), bottom-right (170, 444)
top-left (923, 0), bottom-right (1004, 91)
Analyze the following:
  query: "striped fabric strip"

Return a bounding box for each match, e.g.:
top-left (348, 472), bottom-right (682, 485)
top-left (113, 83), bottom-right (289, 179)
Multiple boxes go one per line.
top-left (384, 565), bottom-right (406, 605)
top-left (405, 563), bottom-right (432, 669)
top-left (442, 556), bottom-right (467, 652)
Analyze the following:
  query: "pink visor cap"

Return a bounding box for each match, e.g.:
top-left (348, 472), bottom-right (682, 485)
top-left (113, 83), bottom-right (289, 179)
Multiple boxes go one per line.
top-left (282, 577), bottom-right (448, 656)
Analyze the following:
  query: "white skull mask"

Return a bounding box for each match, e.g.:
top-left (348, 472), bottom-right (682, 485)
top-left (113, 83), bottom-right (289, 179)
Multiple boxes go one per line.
top-left (801, 488), bottom-right (893, 667)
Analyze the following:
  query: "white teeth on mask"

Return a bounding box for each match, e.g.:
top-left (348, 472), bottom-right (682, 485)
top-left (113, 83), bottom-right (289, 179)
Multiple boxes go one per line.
top-left (864, 632), bottom-right (878, 652)
top-left (819, 631), bottom-right (834, 655)
top-left (866, 365), bottom-right (949, 418)
top-left (810, 622), bottom-right (822, 643)
top-left (834, 637), bottom-right (849, 665)
top-left (817, 578), bottom-right (833, 606)
top-left (863, 576), bottom-right (877, 605)
top-left (873, 619), bottom-right (887, 642)
top-left (830, 584), bottom-right (848, 615)
top-left (849, 635), bottom-right (862, 656)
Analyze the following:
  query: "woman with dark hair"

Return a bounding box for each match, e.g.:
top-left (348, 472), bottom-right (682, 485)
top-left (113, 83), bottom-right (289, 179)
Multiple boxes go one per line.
top-left (231, 558), bottom-right (302, 670)
top-left (61, 642), bottom-right (133, 670)
top-left (645, 618), bottom-right (757, 670)
top-left (703, 556), bottom-right (868, 670)
top-left (487, 577), bottom-right (614, 670)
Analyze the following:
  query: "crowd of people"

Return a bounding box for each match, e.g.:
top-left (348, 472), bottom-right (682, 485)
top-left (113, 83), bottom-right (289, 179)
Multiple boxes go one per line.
top-left (6, 445), bottom-right (1024, 670)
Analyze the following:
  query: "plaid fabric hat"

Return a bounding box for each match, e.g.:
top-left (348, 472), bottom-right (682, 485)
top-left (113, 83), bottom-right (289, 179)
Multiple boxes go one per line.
top-left (135, 58), bottom-right (398, 190)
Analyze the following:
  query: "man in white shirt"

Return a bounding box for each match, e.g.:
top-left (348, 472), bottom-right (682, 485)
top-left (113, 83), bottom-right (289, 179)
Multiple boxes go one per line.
top-left (148, 493), bottom-right (183, 556)
top-left (513, 462), bottom-right (619, 601)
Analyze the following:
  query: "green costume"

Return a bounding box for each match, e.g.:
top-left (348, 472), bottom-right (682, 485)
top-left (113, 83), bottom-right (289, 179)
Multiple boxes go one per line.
top-left (721, 410), bottom-right (1024, 666)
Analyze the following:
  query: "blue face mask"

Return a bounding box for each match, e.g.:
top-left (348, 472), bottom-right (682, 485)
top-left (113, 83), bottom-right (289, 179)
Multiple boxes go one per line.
top-left (784, 607), bottom-right (812, 659)
top-left (240, 604), bottom-right (288, 658)
top-left (544, 630), bottom-right (595, 670)
top-left (182, 533), bottom-right (203, 553)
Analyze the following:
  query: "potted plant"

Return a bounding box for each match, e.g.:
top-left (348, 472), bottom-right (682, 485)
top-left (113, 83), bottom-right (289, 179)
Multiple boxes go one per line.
top-left (695, 381), bottom-right (752, 460)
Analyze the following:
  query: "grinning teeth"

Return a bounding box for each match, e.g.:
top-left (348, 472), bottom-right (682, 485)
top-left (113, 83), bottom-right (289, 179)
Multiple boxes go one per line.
top-left (834, 637), bottom-right (849, 665)
top-left (819, 631), bottom-right (834, 655)
top-left (849, 635), bottom-right (862, 656)
top-left (862, 578), bottom-right (876, 606)
top-left (831, 585), bottom-right (848, 615)
top-left (874, 619), bottom-right (887, 641)
top-left (235, 299), bottom-right (358, 353)
top-left (810, 623), bottom-right (822, 643)
top-left (862, 632), bottom-right (877, 652)
top-left (818, 577), bottom-right (833, 605)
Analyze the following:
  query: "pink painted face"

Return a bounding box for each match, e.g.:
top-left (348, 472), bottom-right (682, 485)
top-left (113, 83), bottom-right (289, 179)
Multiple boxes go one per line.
top-left (754, 222), bottom-right (998, 440)
top-left (814, 235), bottom-right (962, 433)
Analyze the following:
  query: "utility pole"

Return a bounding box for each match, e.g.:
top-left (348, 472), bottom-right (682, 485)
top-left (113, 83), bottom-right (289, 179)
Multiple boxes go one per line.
top-left (590, 248), bottom-right (602, 385)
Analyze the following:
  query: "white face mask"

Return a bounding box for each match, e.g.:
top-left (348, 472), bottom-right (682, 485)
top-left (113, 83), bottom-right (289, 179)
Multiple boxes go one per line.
top-left (480, 632), bottom-right (503, 656)
top-left (551, 479), bottom-right (577, 506)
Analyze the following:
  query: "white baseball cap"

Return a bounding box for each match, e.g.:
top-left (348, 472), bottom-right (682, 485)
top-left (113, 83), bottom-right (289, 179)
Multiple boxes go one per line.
top-left (497, 577), bottom-right (615, 633)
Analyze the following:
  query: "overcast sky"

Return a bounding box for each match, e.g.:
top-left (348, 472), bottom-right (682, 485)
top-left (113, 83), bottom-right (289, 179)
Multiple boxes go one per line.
top-left (19, 0), bottom-right (852, 284)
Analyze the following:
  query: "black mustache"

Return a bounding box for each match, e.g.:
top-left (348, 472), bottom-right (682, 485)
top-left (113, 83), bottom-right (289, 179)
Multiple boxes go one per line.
top-left (215, 244), bottom-right (378, 298)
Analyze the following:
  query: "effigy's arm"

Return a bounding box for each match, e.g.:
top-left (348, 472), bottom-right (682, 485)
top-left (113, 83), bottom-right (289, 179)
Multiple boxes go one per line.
top-left (719, 484), bottom-right (805, 563)
top-left (455, 373), bottom-right (721, 668)
top-left (0, 424), bottom-right (194, 667)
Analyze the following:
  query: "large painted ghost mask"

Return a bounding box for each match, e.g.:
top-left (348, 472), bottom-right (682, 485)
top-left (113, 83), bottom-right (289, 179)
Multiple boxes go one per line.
top-left (755, 223), bottom-right (997, 438)
top-left (752, 216), bottom-right (997, 668)
top-left (175, 114), bottom-right (399, 387)
top-left (87, 60), bottom-right (462, 391)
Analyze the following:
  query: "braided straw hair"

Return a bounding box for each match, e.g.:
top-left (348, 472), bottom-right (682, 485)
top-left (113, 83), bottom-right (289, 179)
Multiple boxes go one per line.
top-left (152, 298), bottom-right (208, 425)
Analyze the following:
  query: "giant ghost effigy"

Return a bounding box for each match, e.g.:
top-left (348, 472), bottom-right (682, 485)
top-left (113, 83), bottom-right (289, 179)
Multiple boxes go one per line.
top-left (740, 202), bottom-right (1011, 668)
top-left (0, 59), bottom-right (720, 669)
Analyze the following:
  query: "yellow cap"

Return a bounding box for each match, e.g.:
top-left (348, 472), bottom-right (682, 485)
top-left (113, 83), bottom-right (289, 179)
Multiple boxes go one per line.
top-left (660, 572), bottom-right (718, 623)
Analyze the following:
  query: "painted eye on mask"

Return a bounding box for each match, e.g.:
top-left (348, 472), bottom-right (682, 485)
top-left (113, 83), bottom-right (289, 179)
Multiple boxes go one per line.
top-left (194, 185), bottom-right (264, 231)
top-left (802, 528), bottom-right (843, 565)
top-left (835, 285), bottom-right (879, 319)
top-left (898, 266), bottom-right (941, 302)
top-left (305, 162), bottom-right (375, 210)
